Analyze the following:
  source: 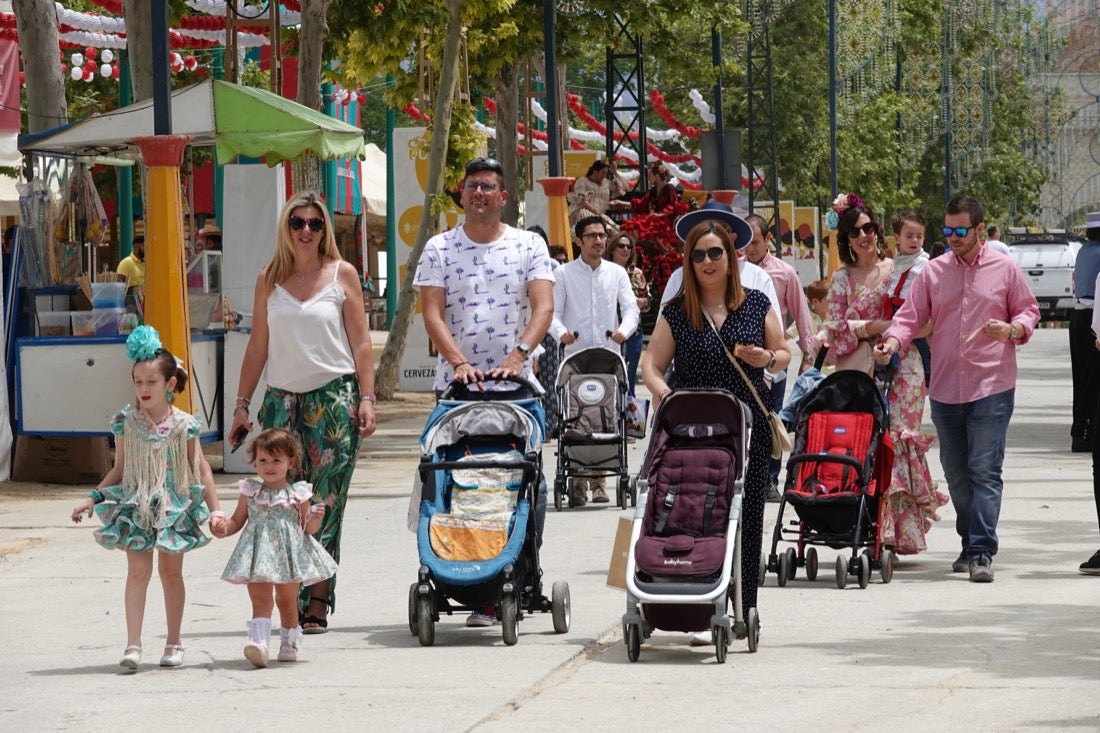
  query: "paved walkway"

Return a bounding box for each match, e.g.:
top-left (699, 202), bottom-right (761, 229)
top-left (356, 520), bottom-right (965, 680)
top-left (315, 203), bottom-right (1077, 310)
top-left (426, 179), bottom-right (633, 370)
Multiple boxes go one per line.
top-left (1, 328), bottom-right (1097, 731)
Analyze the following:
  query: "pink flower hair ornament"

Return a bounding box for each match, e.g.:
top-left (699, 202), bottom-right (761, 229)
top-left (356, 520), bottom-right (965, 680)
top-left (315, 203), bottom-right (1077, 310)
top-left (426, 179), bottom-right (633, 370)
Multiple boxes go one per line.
top-left (825, 192), bottom-right (864, 230)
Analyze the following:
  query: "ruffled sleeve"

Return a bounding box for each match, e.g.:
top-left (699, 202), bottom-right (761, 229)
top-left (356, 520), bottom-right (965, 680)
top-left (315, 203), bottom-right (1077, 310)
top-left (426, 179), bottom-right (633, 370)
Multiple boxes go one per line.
top-left (109, 407), bottom-right (128, 437)
top-left (185, 412), bottom-right (201, 440)
top-left (241, 478), bottom-right (313, 507)
top-left (824, 270), bottom-right (860, 357)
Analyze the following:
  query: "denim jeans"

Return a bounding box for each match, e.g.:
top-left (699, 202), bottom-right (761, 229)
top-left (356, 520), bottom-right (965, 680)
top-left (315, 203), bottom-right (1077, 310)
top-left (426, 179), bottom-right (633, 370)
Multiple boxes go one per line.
top-left (624, 330), bottom-right (644, 396)
top-left (930, 389), bottom-right (1015, 558)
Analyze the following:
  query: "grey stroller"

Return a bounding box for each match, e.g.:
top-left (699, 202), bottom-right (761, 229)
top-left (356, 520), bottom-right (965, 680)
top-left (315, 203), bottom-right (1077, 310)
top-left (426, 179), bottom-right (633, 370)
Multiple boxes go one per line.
top-left (553, 347), bottom-right (634, 509)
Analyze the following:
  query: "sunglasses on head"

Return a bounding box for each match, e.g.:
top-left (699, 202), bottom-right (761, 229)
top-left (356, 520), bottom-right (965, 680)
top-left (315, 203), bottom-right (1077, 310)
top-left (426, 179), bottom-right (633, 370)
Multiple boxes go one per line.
top-left (847, 222), bottom-right (876, 239)
top-left (690, 246), bottom-right (726, 264)
top-left (465, 156), bottom-right (504, 176)
top-left (941, 226), bottom-right (971, 238)
top-left (289, 215), bottom-right (325, 233)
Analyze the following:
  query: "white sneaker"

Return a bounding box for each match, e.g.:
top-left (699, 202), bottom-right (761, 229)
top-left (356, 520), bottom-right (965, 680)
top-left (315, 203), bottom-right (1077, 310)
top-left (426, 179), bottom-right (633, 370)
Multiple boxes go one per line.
top-left (159, 644), bottom-right (185, 667)
top-left (465, 612), bottom-right (495, 627)
top-left (244, 642), bottom-right (268, 668)
top-left (688, 630), bottom-right (713, 647)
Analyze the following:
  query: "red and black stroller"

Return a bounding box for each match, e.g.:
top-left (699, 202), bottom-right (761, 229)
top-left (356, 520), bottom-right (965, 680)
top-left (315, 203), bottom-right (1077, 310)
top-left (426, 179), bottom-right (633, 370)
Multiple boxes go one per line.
top-left (765, 369), bottom-right (895, 589)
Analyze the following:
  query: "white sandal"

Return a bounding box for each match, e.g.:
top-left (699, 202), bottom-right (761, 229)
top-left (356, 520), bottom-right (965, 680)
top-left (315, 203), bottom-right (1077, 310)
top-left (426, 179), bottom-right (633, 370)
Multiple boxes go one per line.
top-left (119, 645), bottom-right (142, 670)
top-left (159, 644), bottom-right (185, 667)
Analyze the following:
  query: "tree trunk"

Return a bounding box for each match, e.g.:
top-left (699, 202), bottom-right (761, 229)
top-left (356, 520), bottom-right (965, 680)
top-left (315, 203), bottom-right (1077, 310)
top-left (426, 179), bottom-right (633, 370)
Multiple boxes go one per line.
top-left (12, 0), bottom-right (67, 133)
top-left (375, 0), bottom-right (466, 399)
top-left (297, 0), bottom-right (332, 110)
top-left (496, 63), bottom-right (520, 226)
top-left (123, 0), bottom-right (153, 102)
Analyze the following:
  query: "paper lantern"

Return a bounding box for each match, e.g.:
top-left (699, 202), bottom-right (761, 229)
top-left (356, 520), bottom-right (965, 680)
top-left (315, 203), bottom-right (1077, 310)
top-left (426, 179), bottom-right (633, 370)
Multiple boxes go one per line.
top-left (82, 69), bottom-right (94, 83)
top-left (84, 59), bottom-right (97, 73)
top-left (85, 47), bottom-right (97, 61)
top-left (111, 65), bottom-right (120, 80)
top-left (101, 49), bottom-right (114, 64)
top-left (71, 52), bottom-right (84, 67)
top-left (60, 63), bottom-right (68, 75)
top-left (71, 66), bottom-right (84, 81)
top-left (183, 55), bottom-right (198, 72)
top-left (19, 71), bottom-right (25, 87)
top-left (100, 63), bottom-right (113, 77)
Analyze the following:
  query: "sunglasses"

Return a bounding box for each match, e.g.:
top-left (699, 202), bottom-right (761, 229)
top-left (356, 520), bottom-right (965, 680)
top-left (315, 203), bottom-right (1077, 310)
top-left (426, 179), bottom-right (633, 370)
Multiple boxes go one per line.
top-left (941, 226), bottom-right (971, 238)
top-left (289, 215), bottom-right (325, 233)
top-left (614, 242), bottom-right (633, 250)
top-left (582, 231), bottom-right (607, 241)
top-left (462, 180), bottom-right (499, 193)
top-left (847, 222), bottom-right (876, 239)
top-left (690, 246), bottom-right (726, 264)
top-left (465, 156), bottom-right (504, 176)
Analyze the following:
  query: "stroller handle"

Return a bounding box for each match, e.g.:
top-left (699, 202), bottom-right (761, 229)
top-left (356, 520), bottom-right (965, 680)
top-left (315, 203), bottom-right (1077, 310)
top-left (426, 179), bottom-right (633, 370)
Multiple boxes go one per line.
top-left (439, 375), bottom-right (543, 402)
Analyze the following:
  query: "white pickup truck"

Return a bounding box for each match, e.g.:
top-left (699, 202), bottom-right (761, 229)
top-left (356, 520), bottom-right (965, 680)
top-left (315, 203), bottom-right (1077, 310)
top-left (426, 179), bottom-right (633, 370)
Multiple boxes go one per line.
top-left (1005, 232), bottom-right (1081, 321)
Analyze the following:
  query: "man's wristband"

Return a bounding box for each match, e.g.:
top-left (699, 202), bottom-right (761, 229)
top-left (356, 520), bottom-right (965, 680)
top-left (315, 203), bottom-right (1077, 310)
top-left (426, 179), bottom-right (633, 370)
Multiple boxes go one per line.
top-left (359, 394), bottom-right (376, 403)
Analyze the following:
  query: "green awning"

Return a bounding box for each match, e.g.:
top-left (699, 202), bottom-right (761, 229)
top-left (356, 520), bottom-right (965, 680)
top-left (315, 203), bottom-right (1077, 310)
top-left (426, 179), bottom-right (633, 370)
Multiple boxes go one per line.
top-left (19, 80), bottom-right (365, 166)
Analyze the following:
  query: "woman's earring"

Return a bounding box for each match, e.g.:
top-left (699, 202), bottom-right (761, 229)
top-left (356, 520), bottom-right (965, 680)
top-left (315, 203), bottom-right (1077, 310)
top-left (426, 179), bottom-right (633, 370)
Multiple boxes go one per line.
top-left (166, 389), bottom-right (174, 403)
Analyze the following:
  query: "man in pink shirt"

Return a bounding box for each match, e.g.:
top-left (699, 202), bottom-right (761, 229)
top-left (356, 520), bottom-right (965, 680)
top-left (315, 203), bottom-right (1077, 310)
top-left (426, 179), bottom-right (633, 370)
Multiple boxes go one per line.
top-left (744, 214), bottom-right (818, 499)
top-left (875, 195), bottom-right (1039, 583)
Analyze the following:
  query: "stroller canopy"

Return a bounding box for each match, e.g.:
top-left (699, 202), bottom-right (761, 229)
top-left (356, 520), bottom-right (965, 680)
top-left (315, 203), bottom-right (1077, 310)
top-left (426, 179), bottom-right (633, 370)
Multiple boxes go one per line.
top-left (420, 401), bottom-right (543, 457)
top-left (555, 347), bottom-right (628, 390)
top-left (793, 370), bottom-right (888, 429)
top-left (641, 389), bottom-right (749, 479)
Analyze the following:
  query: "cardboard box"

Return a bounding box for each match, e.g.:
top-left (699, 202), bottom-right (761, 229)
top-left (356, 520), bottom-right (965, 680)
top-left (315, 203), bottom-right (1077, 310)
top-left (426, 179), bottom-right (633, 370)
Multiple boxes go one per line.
top-left (13, 435), bottom-right (112, 484)
top-left (606, 516), bottom-right (634, 590)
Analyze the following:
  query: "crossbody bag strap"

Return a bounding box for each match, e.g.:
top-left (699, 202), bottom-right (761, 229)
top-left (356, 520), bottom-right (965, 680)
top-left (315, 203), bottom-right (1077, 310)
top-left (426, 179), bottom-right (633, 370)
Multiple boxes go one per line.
top-left (892, 268), bottom-right (911, 299)
top-left (702, 309), bottom-right (773, 417)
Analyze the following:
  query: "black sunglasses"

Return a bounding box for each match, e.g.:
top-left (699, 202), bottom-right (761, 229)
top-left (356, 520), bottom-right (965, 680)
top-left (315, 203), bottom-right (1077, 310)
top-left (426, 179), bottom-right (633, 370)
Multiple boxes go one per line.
top-left (941, 226), bottom-right (971, 238)
top-left (289, 215), bottom-right (325, 233)
top-left (847, 222), bottom-right (876, 239)
top-left (465, 157), bottom-right (504, 176)
top-left (689, 246), bottom-right (726, 264)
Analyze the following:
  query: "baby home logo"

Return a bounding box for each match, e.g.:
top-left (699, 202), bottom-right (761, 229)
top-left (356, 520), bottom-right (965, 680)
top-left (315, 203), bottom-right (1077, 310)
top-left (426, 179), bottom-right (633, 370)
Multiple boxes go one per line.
top-left (663, 558), bottom-right (693, 566)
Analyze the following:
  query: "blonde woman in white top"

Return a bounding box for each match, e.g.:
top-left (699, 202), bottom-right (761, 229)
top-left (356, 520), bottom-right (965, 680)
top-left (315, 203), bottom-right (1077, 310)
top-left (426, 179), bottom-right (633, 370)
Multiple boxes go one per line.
top-left (229, 190), bottom-right (376, 634)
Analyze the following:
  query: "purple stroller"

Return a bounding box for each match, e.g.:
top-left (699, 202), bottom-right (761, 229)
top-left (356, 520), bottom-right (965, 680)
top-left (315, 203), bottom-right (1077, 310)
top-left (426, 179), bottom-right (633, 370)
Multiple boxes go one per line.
top-left (622, 389), bottom-right (759, 663)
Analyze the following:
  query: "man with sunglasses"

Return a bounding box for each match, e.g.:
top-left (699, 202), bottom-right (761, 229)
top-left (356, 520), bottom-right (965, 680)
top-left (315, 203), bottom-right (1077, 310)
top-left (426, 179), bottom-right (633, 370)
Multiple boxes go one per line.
top-left (549, 216), bottom-right (640, 505)
top-left (875, 195), bottom-right (1039, 583)
top-left (414, 157), bottom-right (555, 624)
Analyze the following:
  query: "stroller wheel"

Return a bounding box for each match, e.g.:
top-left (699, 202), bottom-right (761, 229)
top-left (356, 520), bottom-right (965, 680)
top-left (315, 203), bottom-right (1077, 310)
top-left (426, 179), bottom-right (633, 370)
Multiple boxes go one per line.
top-left (407, 583), bottom-right (419, 636)
top-left (784, 547), bottom-right (798, 582)
top-left (714, 626), bottom-right (729, 664)
top-left (805, 547), bottom-right (819, 581)
top-left (617, 476), bottom-right (629, 508)
top-left (501, 594), bottom-right (519, 646)
top-left (416, 594), bottom-right (435, 646)
top-left (858, 553), bottom-right (871, 589)
top-left (625, 623), bottom-right (641, 662)
top-left (745, 607), bottom-right (760, 653)
top-left (879, 549), bottom-right (895, 584)
top-left (553, 478), bottom-right (565, 512)
top-left (551, 581), bottom-right (571, 633)
top-left (777, 551), bottom-right (790, 588)
top-left (628, 476), bottom-right (638, 507)
top-left (835, 555), bottom-right (848, 589)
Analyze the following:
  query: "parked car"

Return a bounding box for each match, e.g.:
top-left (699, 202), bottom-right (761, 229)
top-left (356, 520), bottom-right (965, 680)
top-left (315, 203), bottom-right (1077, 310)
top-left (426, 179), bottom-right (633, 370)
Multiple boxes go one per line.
top-left (1004, 230), bottom-right (1081, 321)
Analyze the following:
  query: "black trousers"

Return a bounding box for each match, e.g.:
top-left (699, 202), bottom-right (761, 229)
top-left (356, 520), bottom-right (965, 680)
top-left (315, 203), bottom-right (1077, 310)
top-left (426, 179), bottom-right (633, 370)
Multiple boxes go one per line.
top-left (1069, 308), bottom-right (1100, 441)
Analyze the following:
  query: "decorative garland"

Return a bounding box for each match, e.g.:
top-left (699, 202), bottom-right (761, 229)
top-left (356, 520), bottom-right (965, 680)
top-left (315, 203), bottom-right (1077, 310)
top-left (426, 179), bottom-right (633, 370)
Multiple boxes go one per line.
top-left (649, 89), bottom-right (701, 139)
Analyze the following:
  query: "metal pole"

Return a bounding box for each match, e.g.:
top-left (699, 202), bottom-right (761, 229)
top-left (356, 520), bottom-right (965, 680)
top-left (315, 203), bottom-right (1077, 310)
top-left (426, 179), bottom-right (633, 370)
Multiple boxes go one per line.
top-left (712, 27), bottom-right (726, 190)
top-left (828, 0), bottom-right (837, 198)
top-left (151, 0), bottom-right (171, 135)
top-left (542, 0), bottom-right (561, 176)
top-left (385, 74), bottom-right (397, 327)
top-left (943, 6), bottom-right (952, 204)
top-left (118, 51), bottom-right (133, 258)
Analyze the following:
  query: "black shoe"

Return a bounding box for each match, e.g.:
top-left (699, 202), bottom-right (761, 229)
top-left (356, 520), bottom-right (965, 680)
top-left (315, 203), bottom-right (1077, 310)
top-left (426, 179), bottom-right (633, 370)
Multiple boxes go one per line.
top-left (1072, 438), bottom-right (1091, 453)
top-left (951, 551), bottom-right (969, 573)
top-left (1079, 550), bottom-right (1100, 575)
top-left (969, 554), bottom-right (994, 583)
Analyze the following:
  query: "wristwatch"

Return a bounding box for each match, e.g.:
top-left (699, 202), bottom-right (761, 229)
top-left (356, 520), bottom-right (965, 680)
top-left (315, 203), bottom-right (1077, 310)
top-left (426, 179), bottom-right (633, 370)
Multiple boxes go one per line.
top-left (1009, 324), bottom-right (1018, 341)
top-left (766, 350), bottom-right (777, 370)
top-left (516, 342), bottom-right (532, 360)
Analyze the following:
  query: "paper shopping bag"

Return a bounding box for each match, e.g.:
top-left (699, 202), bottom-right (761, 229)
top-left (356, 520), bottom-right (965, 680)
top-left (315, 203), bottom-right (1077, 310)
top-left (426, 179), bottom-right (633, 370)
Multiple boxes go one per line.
top-left (606, 516), bottom-right (634, 589)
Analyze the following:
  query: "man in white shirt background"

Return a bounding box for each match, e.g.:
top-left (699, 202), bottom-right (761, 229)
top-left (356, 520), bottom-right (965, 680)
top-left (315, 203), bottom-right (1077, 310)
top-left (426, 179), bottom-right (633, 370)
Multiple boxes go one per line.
top-left (550, 215), bottom-right (640, 504)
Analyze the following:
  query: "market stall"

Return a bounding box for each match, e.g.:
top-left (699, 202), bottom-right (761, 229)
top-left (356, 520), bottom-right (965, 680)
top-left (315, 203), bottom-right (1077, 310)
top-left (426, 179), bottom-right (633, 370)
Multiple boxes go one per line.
top-left (14, 80), bottom-right (365, 475)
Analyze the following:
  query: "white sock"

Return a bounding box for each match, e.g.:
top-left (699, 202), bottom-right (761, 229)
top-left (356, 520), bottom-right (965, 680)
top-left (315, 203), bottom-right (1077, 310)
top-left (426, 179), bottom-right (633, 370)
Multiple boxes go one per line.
top-left (280, 626), bottom-right (303, 647)
top-left (249, 617), bottom-right (272, 646)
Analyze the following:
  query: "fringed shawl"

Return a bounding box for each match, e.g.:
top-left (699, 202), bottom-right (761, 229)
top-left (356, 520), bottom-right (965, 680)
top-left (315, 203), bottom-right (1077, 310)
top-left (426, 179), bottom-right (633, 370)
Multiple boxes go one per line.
top-left (118, 406), bottom-right (201, 529)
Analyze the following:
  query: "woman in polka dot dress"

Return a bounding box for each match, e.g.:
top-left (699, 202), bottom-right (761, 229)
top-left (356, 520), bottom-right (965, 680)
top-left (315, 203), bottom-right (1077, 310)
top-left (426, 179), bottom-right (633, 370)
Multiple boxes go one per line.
top-left (642, 218), bottom-right (791, 628)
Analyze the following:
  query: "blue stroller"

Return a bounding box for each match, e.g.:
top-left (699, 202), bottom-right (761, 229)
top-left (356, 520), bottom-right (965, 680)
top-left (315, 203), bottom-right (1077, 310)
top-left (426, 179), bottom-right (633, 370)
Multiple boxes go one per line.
top-left (409, 377), bottom-right (571, 646)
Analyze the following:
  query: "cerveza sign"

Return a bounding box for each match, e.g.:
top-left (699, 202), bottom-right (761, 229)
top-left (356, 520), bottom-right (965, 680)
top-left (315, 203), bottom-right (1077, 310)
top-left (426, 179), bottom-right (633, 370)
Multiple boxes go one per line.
top-left (403, 367), bottom-right (437, 380)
